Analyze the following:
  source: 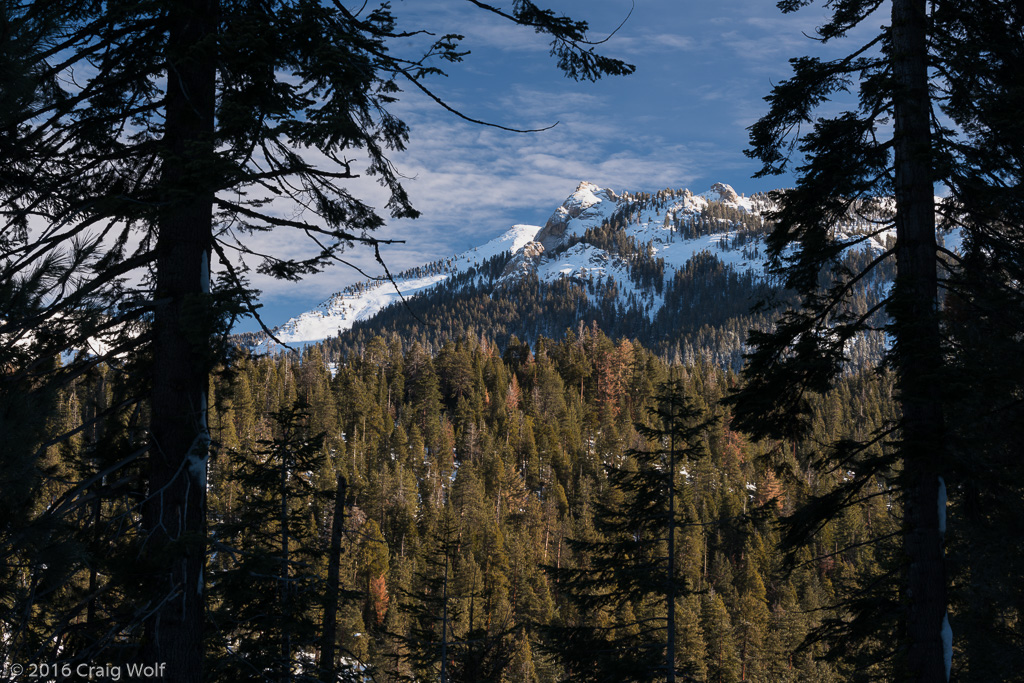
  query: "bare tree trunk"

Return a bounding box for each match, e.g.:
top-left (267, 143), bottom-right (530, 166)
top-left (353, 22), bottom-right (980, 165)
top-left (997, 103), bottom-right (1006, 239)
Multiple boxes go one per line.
top-left (666, 401), bottom-right (677, 683)
top-left (281, 444), bottom-right (292, 682)
top-left (142, 1), bottom-right (217, 680)
top-left (321, 475), bottom-right (347, 680)
top-left (891, 0), bottom-right (948, 679)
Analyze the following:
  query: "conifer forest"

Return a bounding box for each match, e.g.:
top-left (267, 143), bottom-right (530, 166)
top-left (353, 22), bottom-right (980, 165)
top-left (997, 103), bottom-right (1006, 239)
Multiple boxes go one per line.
top-left (2, 1), bottom-right (1023, 682)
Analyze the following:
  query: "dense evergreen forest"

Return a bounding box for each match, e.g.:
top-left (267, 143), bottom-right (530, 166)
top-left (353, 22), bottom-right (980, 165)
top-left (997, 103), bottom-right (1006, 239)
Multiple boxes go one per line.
top-left (9, 328), bottom-right (900, 681)
top-left (4, 0), bottom-right (1024, 679)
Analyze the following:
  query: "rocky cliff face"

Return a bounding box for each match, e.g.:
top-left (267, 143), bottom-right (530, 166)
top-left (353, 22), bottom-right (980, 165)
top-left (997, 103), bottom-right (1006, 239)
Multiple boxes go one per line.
top-left (533, 181), bottom-right (619, 252)
top-left (709, 182), bottom-right (739, 204)
top-left (499, 239), bottom-right (545, 281)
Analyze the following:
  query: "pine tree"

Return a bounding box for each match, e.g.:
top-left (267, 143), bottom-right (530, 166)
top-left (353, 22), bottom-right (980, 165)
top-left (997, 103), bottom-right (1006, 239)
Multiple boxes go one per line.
top-left (930, 4), bottom-right (1024, 680)
top-left (734, 544), bottom-right (771, 682)
top-left (400, 506), bottom-right (462, 682)
top-left (701, 591), bottom-right (740, 683)
top-left (546, 379), bottom-right (712, 682)
top-left (726, 0), bottom-right (1024, 677)
top-left (1, 2), bottom-right (633, 674)
top-left (320, 467), bottom-right (365, 682)
top-left (208, 400), bottom-right (330, 681)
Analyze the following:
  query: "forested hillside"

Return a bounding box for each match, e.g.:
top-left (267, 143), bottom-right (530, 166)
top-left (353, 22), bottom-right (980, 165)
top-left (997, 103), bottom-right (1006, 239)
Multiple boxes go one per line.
top-left (5, 0), bottom-right (1022, 678)
top-left (289, 190), bottom-right (897, 373)
top-left (16, 329), bottom-right (899, 681)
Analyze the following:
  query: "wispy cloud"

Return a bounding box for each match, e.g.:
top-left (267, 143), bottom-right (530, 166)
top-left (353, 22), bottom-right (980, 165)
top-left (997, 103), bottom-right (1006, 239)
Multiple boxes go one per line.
top-left (232, 0), bottom-right (840, 329)
top-left (236, 82), bottom-right (715, 320)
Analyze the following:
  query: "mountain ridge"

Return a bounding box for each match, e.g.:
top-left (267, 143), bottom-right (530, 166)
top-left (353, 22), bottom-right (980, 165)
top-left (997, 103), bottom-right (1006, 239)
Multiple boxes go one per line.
top-left (252, 180), bottom-right (785, 349)
top-left (241, 180), bottom-right (948, 371)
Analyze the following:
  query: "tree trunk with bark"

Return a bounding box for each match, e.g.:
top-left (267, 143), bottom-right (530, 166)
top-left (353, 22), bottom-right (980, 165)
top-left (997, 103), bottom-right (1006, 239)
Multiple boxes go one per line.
top-left (321, 475), bottom-right (347, 680)
top-left (891, 0), bottom-right (948, 679)
top-left (142, 1), bottom-right (217, 680)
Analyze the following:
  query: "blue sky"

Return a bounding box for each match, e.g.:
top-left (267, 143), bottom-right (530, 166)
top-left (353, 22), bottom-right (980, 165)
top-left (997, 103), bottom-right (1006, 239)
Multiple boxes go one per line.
top-left (235, 0), bottom-right (875, 332)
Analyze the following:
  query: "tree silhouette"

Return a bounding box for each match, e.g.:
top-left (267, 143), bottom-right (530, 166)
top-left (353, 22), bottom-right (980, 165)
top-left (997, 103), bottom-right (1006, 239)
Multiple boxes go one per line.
top-left (731, 0), bottom-right (1024, 678)
top-left (0, 2), bottom-right (633, 677)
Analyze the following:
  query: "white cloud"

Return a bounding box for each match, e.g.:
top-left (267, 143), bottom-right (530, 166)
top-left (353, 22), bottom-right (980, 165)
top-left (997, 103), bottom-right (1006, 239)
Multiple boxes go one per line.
top-left (235, 83), bottom-right (715, 321)
top-left (10, 0), bottom-right (888, 335)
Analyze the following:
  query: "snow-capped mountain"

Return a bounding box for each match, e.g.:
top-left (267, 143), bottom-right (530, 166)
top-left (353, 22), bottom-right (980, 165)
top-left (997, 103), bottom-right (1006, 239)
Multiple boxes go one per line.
top-left (258, 223), bottom-right (543, 348)
top-left (256, 181), bottom-right (762, 345)
top-left (497, 182), bottom-right (776, 313)
top-left (251, 180), bottom-right (918, 363)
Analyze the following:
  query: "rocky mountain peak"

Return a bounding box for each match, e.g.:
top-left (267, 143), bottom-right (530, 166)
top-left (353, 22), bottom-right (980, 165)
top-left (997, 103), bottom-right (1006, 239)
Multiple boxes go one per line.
top-left (710, 182), bottom-right (739, 204)
top-left (533, 182), bottom-right (618, 251)
top-left (498, 239), bottom-right (545, 282)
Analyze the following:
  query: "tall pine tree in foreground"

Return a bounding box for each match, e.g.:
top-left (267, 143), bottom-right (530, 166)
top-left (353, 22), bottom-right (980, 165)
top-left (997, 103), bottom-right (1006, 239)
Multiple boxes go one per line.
top-left (731, 0), bottom-right (1024, 679)
top-left (0, 2), bottom-right (633, 678)
top-left (932, 3), bottom-right (1024, 679)
top-left (547, 378), bottom-right (711, 682)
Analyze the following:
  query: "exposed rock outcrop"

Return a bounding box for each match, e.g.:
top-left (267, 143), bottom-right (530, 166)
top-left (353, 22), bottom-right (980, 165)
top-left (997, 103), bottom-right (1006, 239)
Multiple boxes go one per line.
top-left (710, 182), bottom-right (739, 204)
top-left (499, 240), bottom-right (545, 281)
top-left (533, 181), bottom-right (618, 252)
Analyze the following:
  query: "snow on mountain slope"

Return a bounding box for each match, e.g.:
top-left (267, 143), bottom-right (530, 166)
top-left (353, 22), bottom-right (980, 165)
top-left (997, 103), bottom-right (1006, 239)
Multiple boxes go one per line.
top-left (464, 223), bottom-right (541, 263)
top-left (254, 180), bottom-right (945, 348)
top-left (257, 181), bottom-right (786, 347)
top-left (516, 184), bottom-right (781, 322)
top-left (260, 223), bottom-right (542, 346)
top-left (533, 181), bottom-right (620, 251)
top-left (3, 308), bottom-right (139, 366)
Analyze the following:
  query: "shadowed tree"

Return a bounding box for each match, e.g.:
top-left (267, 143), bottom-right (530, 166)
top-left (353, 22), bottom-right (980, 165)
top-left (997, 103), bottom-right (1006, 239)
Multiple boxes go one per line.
top-left (730, 0), bottom-right (1024, 679)
top-left (546, 378), bottom-right (712, 682)
top-left (207, 400), bottom-right (329, 681)
top-left (0, 1), bottom-right (634, 678)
